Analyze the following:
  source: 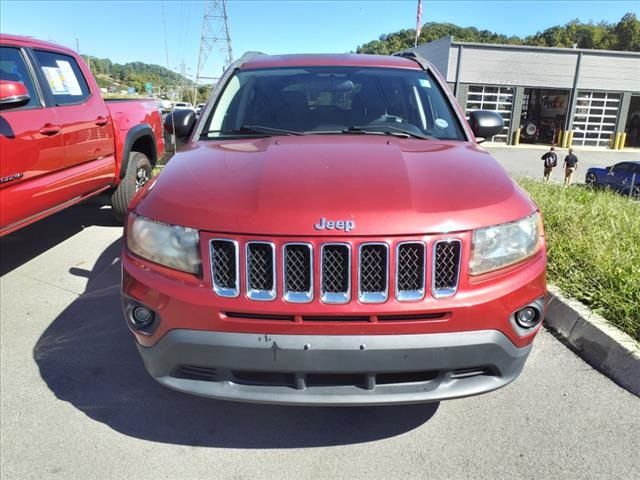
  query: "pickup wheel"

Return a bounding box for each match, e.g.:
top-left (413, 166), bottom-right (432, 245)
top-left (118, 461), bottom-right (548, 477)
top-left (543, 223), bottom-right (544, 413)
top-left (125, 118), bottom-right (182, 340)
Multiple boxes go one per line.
top-left (110, 151), bottom-right (152, 223)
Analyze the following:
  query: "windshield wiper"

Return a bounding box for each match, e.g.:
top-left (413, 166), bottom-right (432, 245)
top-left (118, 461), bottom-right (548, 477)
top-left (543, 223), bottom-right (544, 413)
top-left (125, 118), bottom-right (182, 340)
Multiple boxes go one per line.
top-left (205, 125), bottom-right (304, 137)
top-left (347, 125), bottom-right (434, 140)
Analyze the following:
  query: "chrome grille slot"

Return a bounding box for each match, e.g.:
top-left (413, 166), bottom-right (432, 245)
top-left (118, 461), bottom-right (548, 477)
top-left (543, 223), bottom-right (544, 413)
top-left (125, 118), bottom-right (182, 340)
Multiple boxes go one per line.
top-left (320, 244), bottom-right (351, 304)
top-left (432, 239), bottom-right (461, 298)
top-left (395, 242), bottom-right (426, 301)
top-left (210, 239), bottom-right (239, 297)
top-left (246, 242), bottom-right (276, 301)
top-left (358, 243), bottom-right (389, 303)
top-left (283, 243), bottom-right (313, 303)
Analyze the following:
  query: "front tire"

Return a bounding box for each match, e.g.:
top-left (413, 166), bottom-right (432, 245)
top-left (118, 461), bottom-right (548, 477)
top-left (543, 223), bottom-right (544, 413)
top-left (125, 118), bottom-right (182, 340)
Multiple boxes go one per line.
top-left (585, 172), bottom-right (598, 187)
top-left (111, 152), bottom-right (152, 223)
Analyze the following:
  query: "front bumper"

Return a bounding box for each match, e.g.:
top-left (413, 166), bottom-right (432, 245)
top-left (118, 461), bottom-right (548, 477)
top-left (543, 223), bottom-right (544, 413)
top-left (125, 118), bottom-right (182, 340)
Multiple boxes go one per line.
top-left (138, 329), bottom-right (531, 405)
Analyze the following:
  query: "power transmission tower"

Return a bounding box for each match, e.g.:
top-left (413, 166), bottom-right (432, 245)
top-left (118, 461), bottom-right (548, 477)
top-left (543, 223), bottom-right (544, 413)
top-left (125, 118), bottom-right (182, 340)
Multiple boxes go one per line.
top-left (178, 60), bottom-right (190, 102)
top-left (194, 0), bottom-right (233, 104)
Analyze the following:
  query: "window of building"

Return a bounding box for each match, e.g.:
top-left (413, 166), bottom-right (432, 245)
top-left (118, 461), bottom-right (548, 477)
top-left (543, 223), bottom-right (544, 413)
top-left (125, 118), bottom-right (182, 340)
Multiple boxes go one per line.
top-left (572, 91), bottom-right (620, 147)
top-left (465, 85), bottom-right (513, 143)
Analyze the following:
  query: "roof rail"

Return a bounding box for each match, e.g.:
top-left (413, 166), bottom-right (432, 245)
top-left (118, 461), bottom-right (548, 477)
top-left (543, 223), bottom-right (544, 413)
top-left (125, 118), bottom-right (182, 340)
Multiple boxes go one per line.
top-left (393, 51), bottom-right (432, 71)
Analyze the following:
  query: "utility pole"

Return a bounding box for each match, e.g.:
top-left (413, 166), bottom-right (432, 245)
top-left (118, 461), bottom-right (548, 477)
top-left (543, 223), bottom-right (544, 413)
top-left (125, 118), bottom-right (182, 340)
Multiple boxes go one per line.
top-left (77, 38), bottom-right (92, 73)
top-left (194, 0), bottom-right (234, 105)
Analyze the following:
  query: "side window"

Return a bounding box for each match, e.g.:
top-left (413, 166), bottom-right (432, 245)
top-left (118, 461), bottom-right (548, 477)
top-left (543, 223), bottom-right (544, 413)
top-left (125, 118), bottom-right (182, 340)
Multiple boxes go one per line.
top-left (613, 163), bottom-right (629, 174)
top-left (33, 50), bottom-right (90, 106)
top-left (0, 46), bottom-right (39, 109)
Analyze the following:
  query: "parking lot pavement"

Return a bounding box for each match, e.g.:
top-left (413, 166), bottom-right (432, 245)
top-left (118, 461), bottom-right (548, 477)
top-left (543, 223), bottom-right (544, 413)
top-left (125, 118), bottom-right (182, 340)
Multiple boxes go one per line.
top-left (485, 144), bottom-right (640, 183)
top-left (1, 202), bottom-right (639, 480)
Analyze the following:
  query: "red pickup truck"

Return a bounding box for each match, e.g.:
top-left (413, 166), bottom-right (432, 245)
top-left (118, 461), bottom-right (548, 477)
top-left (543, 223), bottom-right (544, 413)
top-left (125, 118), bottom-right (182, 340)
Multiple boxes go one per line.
top-left (123, 53), bottom-right (547, 405)
top-left (0, 34), bottom-right (164, 236)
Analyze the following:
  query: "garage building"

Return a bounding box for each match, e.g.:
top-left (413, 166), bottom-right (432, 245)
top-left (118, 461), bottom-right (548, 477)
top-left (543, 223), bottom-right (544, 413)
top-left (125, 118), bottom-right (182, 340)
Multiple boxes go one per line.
top-left (408, 37), bottom-right (640, 149)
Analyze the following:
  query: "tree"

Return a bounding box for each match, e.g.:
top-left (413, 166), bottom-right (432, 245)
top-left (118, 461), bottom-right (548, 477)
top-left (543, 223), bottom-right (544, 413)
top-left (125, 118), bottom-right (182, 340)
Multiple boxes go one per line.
top-left (613, 13), bottom-right (640, 51)
top-left (356, 13), bottom-right (639, 54)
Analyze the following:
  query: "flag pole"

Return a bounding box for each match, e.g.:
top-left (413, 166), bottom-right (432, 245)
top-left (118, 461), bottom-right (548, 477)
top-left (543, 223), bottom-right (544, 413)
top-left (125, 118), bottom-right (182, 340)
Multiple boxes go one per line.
top-left (415, 0), bottom-right (423, 47)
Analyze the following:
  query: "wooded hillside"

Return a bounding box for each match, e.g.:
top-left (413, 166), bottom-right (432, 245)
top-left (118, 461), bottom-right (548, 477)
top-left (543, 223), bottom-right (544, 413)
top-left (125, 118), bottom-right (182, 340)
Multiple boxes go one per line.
top-left (357, 13), bottom-right (640, 54)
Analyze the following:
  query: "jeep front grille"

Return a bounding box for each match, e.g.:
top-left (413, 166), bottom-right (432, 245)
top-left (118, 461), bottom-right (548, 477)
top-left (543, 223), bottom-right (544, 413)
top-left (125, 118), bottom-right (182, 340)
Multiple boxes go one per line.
top-left (320, 244), bottom-right (351, 304)
top-left (246, 242), bottom-right (276, 300)
top-left (210, 239), bottom-right (239, 297)
top-left (209, 237), bottom-right (462, 302)
top-left (358, 243), bottom-right (389, 303)
top-left (432, 239), bottom-right (462, 297)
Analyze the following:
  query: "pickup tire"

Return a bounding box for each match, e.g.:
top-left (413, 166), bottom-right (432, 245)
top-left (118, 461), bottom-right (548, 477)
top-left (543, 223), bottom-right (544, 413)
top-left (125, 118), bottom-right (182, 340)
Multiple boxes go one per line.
top-left (110, 151), bottom-right (152, 222)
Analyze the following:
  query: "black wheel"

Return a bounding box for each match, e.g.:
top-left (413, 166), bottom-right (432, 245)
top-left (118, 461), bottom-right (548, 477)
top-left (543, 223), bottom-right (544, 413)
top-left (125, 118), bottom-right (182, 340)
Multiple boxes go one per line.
top-left (110, 151), bottom-right (152, 223)
top-left (585, 172), bottom-right (598, 187)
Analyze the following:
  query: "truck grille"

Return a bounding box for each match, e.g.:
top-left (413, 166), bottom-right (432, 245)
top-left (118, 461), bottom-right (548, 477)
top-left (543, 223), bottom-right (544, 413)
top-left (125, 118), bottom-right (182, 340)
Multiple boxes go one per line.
top-left (208, 237), bottom-right (461, 303)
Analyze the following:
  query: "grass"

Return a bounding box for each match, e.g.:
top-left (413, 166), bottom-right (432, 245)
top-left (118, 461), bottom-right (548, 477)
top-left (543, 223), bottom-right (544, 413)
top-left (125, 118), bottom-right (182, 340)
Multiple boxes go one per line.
top-left (151, 165), bottom-right (164, 177)
top-left (518, 178), bottom-right (640, 341)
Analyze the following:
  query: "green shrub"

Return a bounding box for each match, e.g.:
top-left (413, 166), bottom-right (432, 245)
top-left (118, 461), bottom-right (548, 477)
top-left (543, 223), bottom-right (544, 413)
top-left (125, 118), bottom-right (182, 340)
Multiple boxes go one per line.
top-left (518, 179), bottom-right (640, 341)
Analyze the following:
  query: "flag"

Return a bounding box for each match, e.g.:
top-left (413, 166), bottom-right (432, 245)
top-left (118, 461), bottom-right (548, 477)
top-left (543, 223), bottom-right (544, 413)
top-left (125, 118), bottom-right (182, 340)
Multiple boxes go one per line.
top-left (415, 0), bottom-right (423, 47)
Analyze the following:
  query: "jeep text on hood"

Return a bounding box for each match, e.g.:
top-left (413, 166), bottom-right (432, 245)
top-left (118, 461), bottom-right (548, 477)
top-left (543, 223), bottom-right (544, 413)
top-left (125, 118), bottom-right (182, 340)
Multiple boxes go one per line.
top-left (122, 52), bottom-right (547, 406)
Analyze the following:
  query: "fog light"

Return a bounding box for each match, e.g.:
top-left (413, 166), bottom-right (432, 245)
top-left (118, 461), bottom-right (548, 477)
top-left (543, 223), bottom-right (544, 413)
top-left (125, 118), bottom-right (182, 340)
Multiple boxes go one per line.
top-left (515, 307), bottom-right (539, 328)
top-left (132, 306), bottom-right (154, 327)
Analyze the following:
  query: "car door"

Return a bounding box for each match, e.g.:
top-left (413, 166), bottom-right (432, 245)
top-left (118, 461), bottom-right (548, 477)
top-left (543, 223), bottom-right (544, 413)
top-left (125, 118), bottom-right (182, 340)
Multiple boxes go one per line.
top-left (31, 48), bottom-right (115, 194)
top-left (0, 45), bottom-right (65, 235)
top-left (607, 163), bottom-right (630, 191)
top-left (630, 165), bottom-right (640, 197)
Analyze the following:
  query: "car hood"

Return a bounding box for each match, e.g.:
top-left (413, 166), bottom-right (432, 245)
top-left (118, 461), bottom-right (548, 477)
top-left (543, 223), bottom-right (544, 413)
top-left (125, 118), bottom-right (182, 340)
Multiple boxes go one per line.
top-left (136, 136), bottom-right (536, 236)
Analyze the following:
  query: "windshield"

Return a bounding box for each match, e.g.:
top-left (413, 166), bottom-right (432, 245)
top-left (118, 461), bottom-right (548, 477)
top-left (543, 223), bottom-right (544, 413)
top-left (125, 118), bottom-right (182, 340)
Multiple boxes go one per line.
top-left (203, 66), bottom-right (465, 140)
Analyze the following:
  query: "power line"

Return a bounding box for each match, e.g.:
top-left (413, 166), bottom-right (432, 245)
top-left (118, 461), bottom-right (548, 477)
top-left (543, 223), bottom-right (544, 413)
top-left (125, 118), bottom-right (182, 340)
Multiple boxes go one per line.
top-left (194, 0), bottom-right (233, 104)
top-left (161, 0), bottom-right (170, 69)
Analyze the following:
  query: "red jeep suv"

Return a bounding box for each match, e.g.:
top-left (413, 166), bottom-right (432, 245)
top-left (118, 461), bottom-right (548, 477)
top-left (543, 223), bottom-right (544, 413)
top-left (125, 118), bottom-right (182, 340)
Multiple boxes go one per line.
top-left (121, 53), bottom-right (547, 405)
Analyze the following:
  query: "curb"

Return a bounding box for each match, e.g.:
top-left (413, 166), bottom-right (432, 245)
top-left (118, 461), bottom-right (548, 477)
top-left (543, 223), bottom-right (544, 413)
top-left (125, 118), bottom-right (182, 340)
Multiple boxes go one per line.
top-left (544, 285), bottom-right (640, 396)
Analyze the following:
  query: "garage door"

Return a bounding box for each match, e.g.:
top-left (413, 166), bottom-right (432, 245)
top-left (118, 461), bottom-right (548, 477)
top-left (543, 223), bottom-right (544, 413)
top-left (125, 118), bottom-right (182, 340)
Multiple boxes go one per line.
top-left (465, 85), bottom-right (513, 143)
top-left (572, 91), bottom-right (620, 147)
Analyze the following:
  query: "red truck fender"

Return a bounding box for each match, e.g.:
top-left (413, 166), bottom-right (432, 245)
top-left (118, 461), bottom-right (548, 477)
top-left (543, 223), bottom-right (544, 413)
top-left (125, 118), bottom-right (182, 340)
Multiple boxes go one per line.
top-left (119, 124), bottom-right (159, 179)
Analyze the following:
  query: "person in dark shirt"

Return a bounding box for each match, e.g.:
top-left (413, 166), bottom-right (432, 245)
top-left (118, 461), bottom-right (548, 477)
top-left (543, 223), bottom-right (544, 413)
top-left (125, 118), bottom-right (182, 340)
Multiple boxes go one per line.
top-left (541, 146), bottom-right (558, 183)
top-left (563, 148), bottom-right (578, 186)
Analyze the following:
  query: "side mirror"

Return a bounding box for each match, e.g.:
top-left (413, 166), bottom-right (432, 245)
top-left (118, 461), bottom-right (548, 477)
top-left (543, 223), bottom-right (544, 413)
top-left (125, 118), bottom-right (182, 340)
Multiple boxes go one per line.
top-left (468, 110), bottom-right (504, 143)
top-left (0, 80), bottom-right (30, 110)
top-left (164, 109), bottom-right (196, 139)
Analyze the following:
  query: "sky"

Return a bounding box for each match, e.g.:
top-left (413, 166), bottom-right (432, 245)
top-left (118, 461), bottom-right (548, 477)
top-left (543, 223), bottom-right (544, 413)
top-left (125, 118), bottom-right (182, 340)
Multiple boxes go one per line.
top-left (1, 0), bottom-right (637, 82)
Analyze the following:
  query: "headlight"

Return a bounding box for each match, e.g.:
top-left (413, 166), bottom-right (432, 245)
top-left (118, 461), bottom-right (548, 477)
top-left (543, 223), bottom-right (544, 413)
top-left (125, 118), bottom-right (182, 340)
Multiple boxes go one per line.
top-left (469, 212), bottom-right (542, 275)
top-left (127, 214), bottom-right (201, 274)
